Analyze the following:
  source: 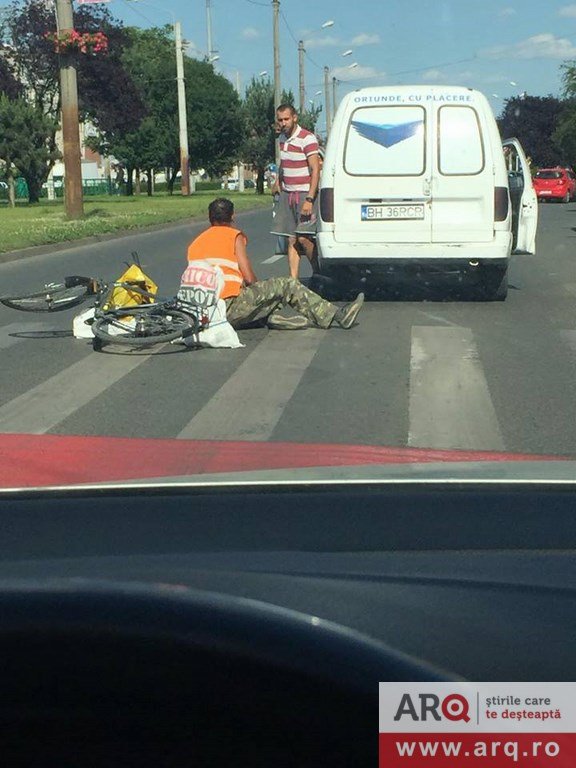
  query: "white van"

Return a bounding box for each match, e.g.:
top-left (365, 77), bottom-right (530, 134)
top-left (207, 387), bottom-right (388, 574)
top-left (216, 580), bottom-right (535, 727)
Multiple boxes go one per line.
top-left (317, 86), bottom-right (537, 300)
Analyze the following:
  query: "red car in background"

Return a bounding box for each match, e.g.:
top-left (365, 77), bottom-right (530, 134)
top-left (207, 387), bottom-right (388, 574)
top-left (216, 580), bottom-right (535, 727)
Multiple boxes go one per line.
top-left (533, 166), bottom-right (576, 202)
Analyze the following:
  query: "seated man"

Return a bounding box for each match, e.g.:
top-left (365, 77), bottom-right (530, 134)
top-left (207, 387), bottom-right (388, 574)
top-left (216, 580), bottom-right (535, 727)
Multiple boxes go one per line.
top-left (187, 198), bottom-right (364, 331)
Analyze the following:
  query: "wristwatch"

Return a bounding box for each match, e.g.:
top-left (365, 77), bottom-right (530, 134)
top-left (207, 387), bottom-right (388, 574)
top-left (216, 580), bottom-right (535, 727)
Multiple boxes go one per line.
top-left (305, 196), bottom-right (315, 203)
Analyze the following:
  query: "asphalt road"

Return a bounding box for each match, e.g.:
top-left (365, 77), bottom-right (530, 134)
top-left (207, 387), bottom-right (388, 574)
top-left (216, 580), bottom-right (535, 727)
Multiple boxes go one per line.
top-left (0, 201), bottom-right (575, 456)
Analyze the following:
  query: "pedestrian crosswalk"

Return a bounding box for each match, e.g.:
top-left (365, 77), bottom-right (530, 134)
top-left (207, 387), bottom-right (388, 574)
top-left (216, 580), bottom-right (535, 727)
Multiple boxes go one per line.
top-left (178, 330), bottom-right (325, 441)
top-left (409, 326), bottom-right (505, 451)
top-left (0, 313), bottom-right (572, 455)
top-left (0, 346), bottom-right (150, 434)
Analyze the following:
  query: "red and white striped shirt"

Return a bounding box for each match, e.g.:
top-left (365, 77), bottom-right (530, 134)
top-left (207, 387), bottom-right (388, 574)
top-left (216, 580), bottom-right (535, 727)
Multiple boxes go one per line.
top-left (279, 125), bottom-right (319, 192)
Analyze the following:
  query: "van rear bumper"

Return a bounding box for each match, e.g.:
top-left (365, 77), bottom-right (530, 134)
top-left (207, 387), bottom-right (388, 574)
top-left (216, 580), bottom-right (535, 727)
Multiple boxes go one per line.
top-left (317, 232), bottom-right (512, 266)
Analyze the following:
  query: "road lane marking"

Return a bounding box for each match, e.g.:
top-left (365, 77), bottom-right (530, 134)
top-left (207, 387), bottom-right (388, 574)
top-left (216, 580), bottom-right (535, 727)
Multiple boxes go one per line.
top-left (178, 330), bottom-right (324, 441)
top-left (408, 326), bottom-right (504, 451)
top-left (0, 350), bottom-right (150, 434)
top-left (261, 254), bottom-right (286, 264)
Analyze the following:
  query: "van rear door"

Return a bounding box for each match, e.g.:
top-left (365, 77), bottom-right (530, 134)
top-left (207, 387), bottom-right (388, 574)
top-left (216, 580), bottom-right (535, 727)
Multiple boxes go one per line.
top-left (431, 103), bottom-right (494, 243)
top-left (502, 138), bottom-right (537, 254)
top-left (334, 103), bottom-right (432, 244)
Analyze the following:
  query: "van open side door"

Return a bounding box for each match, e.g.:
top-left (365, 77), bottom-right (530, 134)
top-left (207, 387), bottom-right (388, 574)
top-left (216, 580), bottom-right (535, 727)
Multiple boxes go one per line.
top-left (502, 138), bottom-right (538, 254)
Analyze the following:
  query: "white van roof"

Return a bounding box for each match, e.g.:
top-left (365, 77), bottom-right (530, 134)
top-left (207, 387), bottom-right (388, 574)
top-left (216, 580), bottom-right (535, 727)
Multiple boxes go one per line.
top-left (342, 85), bottom-right (485, 104)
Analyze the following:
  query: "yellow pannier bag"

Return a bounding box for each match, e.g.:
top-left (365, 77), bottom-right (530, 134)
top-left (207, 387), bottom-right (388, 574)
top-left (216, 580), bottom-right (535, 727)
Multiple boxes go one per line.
top-left (103, 264), bottom-right (158, 310)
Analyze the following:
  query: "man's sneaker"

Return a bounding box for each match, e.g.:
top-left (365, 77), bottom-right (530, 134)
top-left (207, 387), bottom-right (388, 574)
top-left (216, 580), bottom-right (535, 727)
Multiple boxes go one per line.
top-left (267, 311), bottom-right (309, 330)
top-left (333, 293), bottom-right (364, 329)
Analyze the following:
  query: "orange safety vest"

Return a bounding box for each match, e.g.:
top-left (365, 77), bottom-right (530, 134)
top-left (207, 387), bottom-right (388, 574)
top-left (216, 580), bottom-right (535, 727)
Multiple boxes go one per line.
top-left (187, 226), bottom-right (245, 300)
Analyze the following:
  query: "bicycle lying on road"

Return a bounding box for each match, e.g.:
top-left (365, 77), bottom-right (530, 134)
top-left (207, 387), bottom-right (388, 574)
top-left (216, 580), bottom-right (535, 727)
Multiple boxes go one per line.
top-left (0, 254), bottom-right (204, 351)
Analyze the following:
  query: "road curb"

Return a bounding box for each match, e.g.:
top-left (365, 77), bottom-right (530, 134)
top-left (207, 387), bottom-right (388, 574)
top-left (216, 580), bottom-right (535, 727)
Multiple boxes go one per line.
top-left (0, 216), bottom-right (202, 265)
top-left (0, 205), bottom-right (270, 265)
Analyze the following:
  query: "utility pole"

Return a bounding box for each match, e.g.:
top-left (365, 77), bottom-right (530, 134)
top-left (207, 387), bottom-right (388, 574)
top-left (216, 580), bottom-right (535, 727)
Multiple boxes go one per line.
top-left (272, 0), bottom-right (281, 108)
top-left (55, 0), bottom-right (83, 219)
top-left (272, 0), bottom-right (281, 165)
top-left (235, 71), bottom-right (245, 192)
top-left (174, 21), bottom-right (190, 196)
top-left (206, 0), bottom-right (214, 59)
top-left (324, 66), bottom-right (332, 138)
top-left (298, 40), bottom-right (305, 114)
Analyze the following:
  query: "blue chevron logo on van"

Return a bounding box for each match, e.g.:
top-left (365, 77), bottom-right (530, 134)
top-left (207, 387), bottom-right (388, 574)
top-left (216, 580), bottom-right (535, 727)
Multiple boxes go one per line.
top-left (351, 119), bottom-right (424, 148)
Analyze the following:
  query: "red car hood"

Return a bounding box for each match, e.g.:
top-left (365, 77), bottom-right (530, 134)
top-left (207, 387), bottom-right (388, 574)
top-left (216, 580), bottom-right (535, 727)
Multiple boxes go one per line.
top-left (0, 433), bottom-right (569, 489)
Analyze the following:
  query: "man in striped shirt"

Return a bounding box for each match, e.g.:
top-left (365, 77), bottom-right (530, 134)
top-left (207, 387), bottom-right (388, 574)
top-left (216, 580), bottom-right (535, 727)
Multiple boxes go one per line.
top-left (271, 104), bottom-right (321, 278)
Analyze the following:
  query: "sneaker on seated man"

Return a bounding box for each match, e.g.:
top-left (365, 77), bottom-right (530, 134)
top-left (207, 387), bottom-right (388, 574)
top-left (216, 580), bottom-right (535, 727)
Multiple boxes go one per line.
top-left (187, 198), bottom-right (364, 331)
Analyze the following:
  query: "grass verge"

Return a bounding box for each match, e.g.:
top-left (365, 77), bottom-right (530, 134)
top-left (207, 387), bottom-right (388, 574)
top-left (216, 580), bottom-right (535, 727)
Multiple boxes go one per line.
top-left (0, 191), bottom-right (272, 254)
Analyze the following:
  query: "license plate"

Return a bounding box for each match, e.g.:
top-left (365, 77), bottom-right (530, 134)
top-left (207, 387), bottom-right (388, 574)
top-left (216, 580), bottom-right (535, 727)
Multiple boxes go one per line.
top-left (361, 204), bottom-right (425, 221)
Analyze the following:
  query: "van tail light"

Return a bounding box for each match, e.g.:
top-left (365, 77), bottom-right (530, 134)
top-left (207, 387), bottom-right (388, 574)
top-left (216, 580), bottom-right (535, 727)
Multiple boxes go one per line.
top-left (320, 188), bottom-right (334, 223)
top-left (494, 187), bottom-right (509, 222)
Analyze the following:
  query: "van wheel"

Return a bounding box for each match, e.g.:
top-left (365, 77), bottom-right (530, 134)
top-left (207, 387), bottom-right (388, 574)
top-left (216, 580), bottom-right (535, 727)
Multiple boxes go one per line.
top-left (564, 192), bottom-right (571, 203)
top-left (483, 266), bottom-right (508, 301)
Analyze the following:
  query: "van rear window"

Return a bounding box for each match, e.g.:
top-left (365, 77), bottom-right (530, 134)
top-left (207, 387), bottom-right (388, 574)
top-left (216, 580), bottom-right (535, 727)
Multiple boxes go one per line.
top-left (438, 106), bottom-right (484, 175)
top-left (344, 105), bottom-right (426, 176)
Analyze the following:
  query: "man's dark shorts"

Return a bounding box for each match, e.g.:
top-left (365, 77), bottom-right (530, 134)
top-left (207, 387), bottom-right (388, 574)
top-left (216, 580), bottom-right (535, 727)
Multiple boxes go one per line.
top-left (271, 190), bottom-right (318, 238)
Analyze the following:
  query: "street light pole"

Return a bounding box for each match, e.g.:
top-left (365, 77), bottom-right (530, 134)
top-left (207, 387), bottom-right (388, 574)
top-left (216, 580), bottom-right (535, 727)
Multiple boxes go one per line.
top-left (174, 21), bottom-right (190, 196)
top-left (324, 66), bottom-right (332, 138)
top-left (55, 0), bottom-right (83, 219)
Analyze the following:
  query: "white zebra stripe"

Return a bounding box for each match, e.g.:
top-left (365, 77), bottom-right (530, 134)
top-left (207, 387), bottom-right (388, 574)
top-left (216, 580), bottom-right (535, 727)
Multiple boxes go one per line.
top-left (0, 348), bottom-right (151, 434)
top-left (409, 326), bottom-right (504, 451)
top-left (178, 329), bottom-right (324, 441)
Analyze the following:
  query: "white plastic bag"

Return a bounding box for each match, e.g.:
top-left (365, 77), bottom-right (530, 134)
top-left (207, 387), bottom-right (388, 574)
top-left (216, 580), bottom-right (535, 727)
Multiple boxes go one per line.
top-left (73, 307), bottom-right (95, 339)
top-left (73, 307), bottom-right (136, 339)
top-left (183, 298), bottom-right (243, 349)
top-left (178, 261), bottom-right (244, 349)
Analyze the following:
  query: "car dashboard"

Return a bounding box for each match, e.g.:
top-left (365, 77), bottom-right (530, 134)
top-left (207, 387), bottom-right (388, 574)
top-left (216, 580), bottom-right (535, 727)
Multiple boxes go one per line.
top-left (0, 480), bottom-right (574, 766)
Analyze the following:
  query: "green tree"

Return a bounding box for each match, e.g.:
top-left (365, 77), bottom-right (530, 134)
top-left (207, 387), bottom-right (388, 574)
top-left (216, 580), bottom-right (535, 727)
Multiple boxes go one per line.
top-left (561, 60), bottom-right (576, 100)
top-left (1, 0), bottom-right (142, 197)
top-left (497, 95), bottom-right (564, 167)
top-left (241, 77), bottom-right (276, 194)
top-left (0, 57), bottom-right (23, 99)
top-left (89, 27), bottom-right (175, 194)
top-left (0, 94), bottom-right (60, 203)
top-left (97, 26), bottom-right (243, 194)
top-left (2, 0), bottom-right (59, 114)
top-left (186, 57), bottom-right (243, 178)
top-left (298, 104), bottom-right (322, 134)
top-left (552, 62), bottom-right (576, 169)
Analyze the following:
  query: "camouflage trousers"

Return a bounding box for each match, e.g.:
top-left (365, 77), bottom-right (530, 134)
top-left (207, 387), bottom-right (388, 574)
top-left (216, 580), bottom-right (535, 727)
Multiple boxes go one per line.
top-left (225, 277), bottom-right (337, 330)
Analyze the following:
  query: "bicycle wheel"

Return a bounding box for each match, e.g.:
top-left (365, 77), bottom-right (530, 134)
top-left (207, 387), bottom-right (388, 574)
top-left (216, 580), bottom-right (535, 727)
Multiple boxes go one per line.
top-left (92, 306), bottom-right (194, 347)
top-left (0, 284), bottom-right (89, 312)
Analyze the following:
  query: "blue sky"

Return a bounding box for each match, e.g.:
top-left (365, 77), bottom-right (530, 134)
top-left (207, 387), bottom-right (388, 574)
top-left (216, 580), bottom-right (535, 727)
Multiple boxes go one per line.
top-left (19, 1), bottom-right (576, 125)
top-left (107, 0), bottom-right (576, 122)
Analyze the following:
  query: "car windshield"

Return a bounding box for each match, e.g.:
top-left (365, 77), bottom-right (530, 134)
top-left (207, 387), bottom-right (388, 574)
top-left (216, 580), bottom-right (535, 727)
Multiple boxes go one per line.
top-left (3, 3), bottom-right (576, 760)
top-left (0, 1), bottom-right (573, 487)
